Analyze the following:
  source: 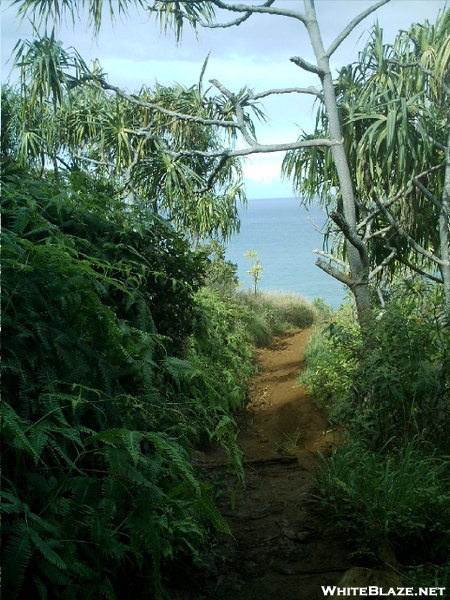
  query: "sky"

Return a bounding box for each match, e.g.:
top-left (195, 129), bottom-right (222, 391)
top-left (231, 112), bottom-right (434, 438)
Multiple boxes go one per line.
top-left (1, 0), bottom-right (447, 199)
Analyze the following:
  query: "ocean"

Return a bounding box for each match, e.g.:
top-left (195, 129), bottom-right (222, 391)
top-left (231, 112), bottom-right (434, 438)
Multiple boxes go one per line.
top-left (225, 197), bottom-right (349, 308)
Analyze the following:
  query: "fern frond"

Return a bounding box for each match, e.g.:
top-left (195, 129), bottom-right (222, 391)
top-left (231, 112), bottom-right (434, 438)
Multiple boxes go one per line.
top-left (197, 491), bottom-right (232, 536)
top-left (2, 524), bottom-right (33, 600)
top-left (29, 529), bottom-right (67, 570)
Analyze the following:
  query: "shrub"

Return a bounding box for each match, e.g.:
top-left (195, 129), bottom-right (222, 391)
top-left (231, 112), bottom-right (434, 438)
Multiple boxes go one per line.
top-left (198, 240), bottom-right (240, 291)
top-left (1, 166), bottom-right (231, 600)
top-left (301, 282), bottom-right (450, 449)
top-left (303, 280), bottom-right (450, 574)
top-left (353, 282), bottom-right (450, 449)
top-left (314, 439), bottom-right (450, 565)
top-left (188, 287), bottom-right (258, 414)
top-left (300, 303), bottom-right (361, 423)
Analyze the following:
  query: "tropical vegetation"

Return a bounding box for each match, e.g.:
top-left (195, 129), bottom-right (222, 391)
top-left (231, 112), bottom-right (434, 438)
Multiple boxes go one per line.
top-left (1, 158), bottom-right (315, 598)
top-left (2, 0), bottom-right (449, 596)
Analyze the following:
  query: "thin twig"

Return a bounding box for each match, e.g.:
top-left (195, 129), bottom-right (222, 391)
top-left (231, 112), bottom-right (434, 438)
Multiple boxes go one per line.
top-left (326, 0), bottom-right (391, 58)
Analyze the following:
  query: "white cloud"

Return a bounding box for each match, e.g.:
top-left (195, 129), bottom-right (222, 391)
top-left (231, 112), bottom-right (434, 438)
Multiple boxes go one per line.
top-left (243, 152), bottom-right (284, 183)
top-left (242, 152), bottom-right (293, 199)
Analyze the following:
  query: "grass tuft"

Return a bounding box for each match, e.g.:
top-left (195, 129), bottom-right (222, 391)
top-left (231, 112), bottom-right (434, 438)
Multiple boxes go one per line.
top-left (237, 290), bottom-right (317, 335)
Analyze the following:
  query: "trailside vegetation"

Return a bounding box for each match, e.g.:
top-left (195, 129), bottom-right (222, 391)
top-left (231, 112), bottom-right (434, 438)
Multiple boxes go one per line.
top-left (2, 162), bottom-right (226, 600)
top-left (4, 0), bottom-right (449, 594)
top-left (296, 16), bottom-right (450, 585)
top-left (301, 282), bottom-right (450, 587)
top-left (8, 0), bottom-right (450, 335)
top-left (2, 159), bottom-right (316, 599)
top-left (7, 0), bottom-right (400, 339)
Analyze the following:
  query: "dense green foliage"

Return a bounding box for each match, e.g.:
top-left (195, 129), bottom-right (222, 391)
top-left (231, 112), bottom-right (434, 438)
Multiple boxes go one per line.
top-left (303, 282), bottom-right (450, 448)
top-left (301, 282), bottom-right (450, 583)
top-left (3, 35), bottom-right (256, 245)
top-left (1, 164), bottom-right (238, 600)
top-left (2, 162), bottom-right (317, 598)
top-left (315, 440), bottom-right (450, 565)
top-left (300, 304), bottom-right (361, 424)
top-left (5, 0), bottom-right (448, 594)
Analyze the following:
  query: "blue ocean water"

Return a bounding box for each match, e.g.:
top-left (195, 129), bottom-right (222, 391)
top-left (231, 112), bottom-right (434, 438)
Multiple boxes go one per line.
top-left (225, 197), bottom-right (349, 308)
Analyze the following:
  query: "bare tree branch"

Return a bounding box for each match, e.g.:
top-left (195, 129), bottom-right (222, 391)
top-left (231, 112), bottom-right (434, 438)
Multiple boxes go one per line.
top-left (209, 78), bottom-right (257, 147)
top-left (90, 78), bottom-right (241, 130)
top-left (290, 56), bottom-right (324, 77)
top-left (307, 207), bottom-right (328, 235)
top-left (195, 155), bottom-right (230, 194)
top-left (412, 177), bottom-right (442, 210)
top-left (316, 257), bottom-right (352, 287)
top-left (414, 161), bottom-right (447, 180)
top-left (71, 152), bottom-right (115, 169)
top-left (366, 224), bottom-right (394, 241)
top-left (248, 86), bottom-right (324, 102)
top-left (326, 0), bottom-right (391, 58)
top-left (313, 249), bottom-right (349, 271)
top-left (201, 0), bottom-right (275, 28)
top-left (369, 249), bottom-right (396, 280)
top-left (208, 0), bottom-right (307, 24)
top-left (423, 133), bottom-right (447, 152)
top-left (391, 251), bottom-right (444, 284)
top-left (357, 162), bottom-right (446, 230)
top-left (330, 211), bottom-right (369, 271)
top-left (55, 155), bottom-right (73, 171)
top-left (387, 58), bottom-right (450, 97)
top-left (202, 10), bottom-right (252, 28)
top-left (113, 71), bottom-right (340, 166)
top-left (373, 195), bottom-right (446, 266)
top-left (135, 128), bottom-right (337, 159)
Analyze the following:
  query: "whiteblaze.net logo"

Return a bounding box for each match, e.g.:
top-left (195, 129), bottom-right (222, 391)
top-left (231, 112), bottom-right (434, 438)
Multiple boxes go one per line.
top-left (321, 586), bottom-right (446, 597)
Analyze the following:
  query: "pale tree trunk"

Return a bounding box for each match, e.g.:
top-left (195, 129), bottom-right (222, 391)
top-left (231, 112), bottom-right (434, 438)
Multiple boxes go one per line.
top-left (304, 0), bottom-right (374, 339)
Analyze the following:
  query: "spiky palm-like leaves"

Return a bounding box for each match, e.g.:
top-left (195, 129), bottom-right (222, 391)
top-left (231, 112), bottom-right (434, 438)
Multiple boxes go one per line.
top-left (283, 11), bottom-right (449, 291)
top-left (8, 34), bottom-right (254, 244)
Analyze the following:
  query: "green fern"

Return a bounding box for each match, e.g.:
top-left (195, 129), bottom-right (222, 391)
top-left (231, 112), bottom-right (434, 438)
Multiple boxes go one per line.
top-left (2, 525), bottom-right (33, 599)
top-left (2, 163), bottom-right (238, 600)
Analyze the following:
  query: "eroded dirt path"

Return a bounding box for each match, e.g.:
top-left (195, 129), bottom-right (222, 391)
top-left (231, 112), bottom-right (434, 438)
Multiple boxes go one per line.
top-left (176, 329), bottom-right (355, 599)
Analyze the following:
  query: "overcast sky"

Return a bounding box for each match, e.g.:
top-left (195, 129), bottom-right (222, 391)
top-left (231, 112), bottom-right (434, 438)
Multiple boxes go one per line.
top-left (1, 0), bottom-right (447, 198)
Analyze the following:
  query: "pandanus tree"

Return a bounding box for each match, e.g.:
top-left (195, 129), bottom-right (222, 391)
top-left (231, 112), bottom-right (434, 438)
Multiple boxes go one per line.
top-left (9, 0), bottom-right (397, 341)
top-left (7, 31), bottom-right (256, 244)
top-left (11, 0), bottom-right (447, 335)
top-left (283, 10), bottom-right (450, 311)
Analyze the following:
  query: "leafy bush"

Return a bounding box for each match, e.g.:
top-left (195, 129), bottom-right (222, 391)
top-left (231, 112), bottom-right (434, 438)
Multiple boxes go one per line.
top-left (301, 283), bottom-right (450, 448)
top-left (189, 287), bottom-right (259, 414)
top-left (1, 165), bottom-right (231, 600)
top-left (300, 304), bottom-right (361, 423)
top-left (303, 281), bottom-right (450, 574)
top-left (2, 163), bottom-right (318, 600)
top-left (199, 240), bottom-right (240, 291)
top-left (314, 439), bottom-right (450, 565)
top-left (353, 282), bottom-right (450, 449)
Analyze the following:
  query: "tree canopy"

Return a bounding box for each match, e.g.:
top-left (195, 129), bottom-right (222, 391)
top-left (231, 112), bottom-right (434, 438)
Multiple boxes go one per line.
top-left (283, 12), bottom-right (450, 305)
top-left (5, 35), bottom-right (260, 245)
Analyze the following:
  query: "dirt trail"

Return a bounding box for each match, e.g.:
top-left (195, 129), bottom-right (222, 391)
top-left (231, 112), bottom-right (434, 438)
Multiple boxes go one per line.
top-left (176, 329), bottom-right (356, 599)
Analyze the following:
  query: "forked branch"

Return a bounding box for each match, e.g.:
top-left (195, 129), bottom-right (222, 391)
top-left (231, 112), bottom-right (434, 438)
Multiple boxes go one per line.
top-left (247, 86), bottom-right (324, 101)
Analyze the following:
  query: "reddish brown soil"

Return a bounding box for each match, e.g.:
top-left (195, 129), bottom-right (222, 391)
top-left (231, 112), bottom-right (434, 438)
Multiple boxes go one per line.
top-left (170, 329), bottom-right (358, 599)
